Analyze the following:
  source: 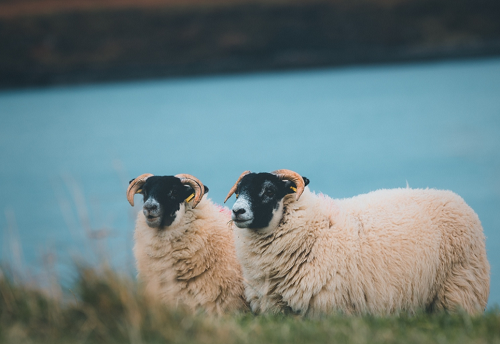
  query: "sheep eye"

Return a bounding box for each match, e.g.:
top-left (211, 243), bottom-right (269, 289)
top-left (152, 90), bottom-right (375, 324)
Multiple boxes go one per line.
top-left (171, 190), bottom-right (178, 198)
top-left (265, 189), bottom-right (275, 197)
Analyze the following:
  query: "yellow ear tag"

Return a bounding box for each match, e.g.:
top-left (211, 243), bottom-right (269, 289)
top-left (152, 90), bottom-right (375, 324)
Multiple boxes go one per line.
top-left (136, 189), bottom-right (142, 194)
top-left (290, 186), bottom-right (297, 192)
top-left (185, 193), bottom-right (195, 203)
top-left (236, 193), bottom-right (239, 199)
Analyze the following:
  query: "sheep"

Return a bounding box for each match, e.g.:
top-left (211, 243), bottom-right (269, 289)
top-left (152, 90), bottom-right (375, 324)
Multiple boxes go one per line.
top-left (224, 169), bottom-right (490, 316)
top-left (127, 173), bottom-right (248, 315)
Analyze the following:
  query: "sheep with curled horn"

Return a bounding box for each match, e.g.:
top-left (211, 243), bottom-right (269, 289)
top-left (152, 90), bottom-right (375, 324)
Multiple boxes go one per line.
top-left (128, 173), bottom-right (248, 315)
top-left (225, 169), bottom-right (490, 316)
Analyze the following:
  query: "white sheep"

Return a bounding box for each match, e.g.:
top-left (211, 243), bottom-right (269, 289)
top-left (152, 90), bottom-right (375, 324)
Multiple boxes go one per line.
top-left (225, 169), bottom-right (490, 316)
top-left (128, 173), bottom-right (248, 315)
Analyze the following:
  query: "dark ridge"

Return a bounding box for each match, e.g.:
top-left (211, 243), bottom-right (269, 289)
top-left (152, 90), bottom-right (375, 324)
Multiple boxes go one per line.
top-left (1, 0), bottom-right (500, 89)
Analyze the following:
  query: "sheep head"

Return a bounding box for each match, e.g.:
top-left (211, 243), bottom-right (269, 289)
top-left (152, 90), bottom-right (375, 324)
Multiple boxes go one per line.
top-left (127, 173), bottom-right (209, 229)
top-left (225, 170), bottom-right (309, 230)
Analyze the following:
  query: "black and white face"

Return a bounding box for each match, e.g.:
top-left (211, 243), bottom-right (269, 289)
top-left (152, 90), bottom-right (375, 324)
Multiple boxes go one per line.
top-left (230, 173), bottom-right (309, 230)
top-left (130, 176), bottom-right (209, 229)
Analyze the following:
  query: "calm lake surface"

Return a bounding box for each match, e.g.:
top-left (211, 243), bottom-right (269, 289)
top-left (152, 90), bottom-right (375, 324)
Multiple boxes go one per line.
top-left (1, 58), bottom-right (499, 306)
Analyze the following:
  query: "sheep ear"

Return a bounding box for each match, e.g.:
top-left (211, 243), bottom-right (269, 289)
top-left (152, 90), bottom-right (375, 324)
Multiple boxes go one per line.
top-left (183, 184), bottom-right (208, 194)
top-left (284, 180), bottom-right (298, 195)
top-left (302, 176), bottom-right (310, 187)
top-left (284, 176), bottom-right (309, 194)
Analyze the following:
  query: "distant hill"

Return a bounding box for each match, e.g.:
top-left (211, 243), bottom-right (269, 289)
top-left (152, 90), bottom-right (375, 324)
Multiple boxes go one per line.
top-left (1, 0), bottom-right (499, 88)
top-left (0, 0), bottom-right (409, 17)
top-left (0, 0), bottom-right (243, 17)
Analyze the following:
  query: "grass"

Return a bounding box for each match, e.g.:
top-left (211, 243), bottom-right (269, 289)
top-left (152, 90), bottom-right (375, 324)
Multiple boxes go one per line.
top-left (1, 266), bottom-right (499, 344)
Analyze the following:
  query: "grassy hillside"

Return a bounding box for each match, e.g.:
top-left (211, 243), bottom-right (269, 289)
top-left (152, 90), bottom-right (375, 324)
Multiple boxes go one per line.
top-left (1, 0), bottom-right (500, 88)
top-left (1, 266), bottom-right (499, 344)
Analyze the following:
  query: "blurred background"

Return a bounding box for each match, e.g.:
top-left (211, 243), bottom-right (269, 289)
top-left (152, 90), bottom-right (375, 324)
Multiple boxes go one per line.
top-left (0, 0), bottom-right (499, 306)
top-left (1, 0), bottom-right (500, 87)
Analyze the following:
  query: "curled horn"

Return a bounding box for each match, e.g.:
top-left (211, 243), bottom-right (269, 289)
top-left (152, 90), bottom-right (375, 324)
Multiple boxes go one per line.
top-left (175, 174), bottom-right (205, 208)
top-left (272, 169), bottom-right (305, 201)
top-left (224, 170), bottom-right (251, 203)
top-left (127, 173), bottom-right (154, 206)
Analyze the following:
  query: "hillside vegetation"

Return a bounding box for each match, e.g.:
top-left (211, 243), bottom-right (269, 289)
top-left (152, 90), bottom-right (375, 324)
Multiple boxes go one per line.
top-left (1, 0), bottom-right (499, 88)
top-left (1, 266), bottom-right (499, 344)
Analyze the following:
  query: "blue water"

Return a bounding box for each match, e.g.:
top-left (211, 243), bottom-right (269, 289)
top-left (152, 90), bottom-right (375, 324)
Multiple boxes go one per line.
top-left (1, 58), bottom-right (499, 306)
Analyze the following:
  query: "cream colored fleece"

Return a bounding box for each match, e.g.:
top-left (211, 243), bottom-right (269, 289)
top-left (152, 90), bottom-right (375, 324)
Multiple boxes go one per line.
top-left (233, 187), bottom-right (490, 316)
top-left (134, 197), bottom-right (248, 315)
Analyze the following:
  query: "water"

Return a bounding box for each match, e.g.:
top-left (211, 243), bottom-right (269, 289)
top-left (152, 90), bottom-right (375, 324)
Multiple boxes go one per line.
top-left (1, 58), bottom-right (499, 306)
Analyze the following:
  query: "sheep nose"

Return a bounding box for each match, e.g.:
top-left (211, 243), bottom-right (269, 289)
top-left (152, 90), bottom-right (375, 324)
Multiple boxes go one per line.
top-left (144, 203), bottom-right (158, 212)
top-left (233, 208), bottom-right (246, 216)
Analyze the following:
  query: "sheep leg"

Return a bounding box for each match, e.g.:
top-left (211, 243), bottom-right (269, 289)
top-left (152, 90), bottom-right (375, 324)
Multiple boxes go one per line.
top-left (434, 258), bottom-right (490, 315)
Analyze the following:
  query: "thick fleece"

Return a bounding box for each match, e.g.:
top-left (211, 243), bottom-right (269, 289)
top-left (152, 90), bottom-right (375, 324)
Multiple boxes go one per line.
top-left (234, 187), bottom-right (490, 316)
top-left (134, 197), bottom-right (248, 315)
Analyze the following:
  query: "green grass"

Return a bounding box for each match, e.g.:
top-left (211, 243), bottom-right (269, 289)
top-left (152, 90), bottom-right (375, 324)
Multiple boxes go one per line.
top-left (1, 266), bottom-right (499, 344)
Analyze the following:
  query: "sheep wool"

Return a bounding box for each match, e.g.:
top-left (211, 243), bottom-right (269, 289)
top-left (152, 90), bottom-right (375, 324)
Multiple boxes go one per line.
top-left (134, 197), bottom-right (248, 315)
top-left (234, 187), bottom-right (490, 316)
